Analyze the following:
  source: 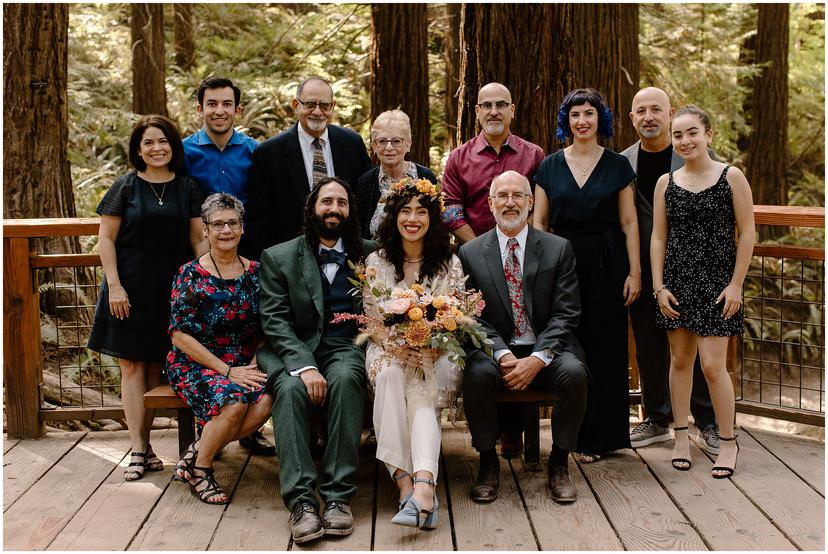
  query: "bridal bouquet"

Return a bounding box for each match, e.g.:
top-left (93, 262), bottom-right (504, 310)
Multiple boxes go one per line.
top-left (331, 263), bottom-right (493, 368)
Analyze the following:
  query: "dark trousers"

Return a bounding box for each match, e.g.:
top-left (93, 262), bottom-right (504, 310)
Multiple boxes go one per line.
top-left (463, 347), bottom-right (588, 453)
top-left (268, 337), bottom-right (366, 511)
top-left (629, 277), bottom-right (716, 429)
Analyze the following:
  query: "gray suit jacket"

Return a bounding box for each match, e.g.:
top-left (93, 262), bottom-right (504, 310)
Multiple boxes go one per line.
top-left (458, 226), bottom-right (584, 360)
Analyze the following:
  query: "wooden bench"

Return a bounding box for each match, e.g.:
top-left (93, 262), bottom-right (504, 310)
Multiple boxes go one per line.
top-left (143, 386), bottom-right (195, 456)
top-left (495, 390), bottom-right (554, 471)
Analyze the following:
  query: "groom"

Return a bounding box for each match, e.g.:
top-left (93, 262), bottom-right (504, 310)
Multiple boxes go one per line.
top-left (258, 177), bottom-right (375, 544)
top-left (458, 170), bottom-right (588, 504)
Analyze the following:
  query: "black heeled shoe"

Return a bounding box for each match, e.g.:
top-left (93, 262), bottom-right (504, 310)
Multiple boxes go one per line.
top-left (671, 427), bottom-right (691, 470)
top-left (711, 435), bottom-right (739, 478)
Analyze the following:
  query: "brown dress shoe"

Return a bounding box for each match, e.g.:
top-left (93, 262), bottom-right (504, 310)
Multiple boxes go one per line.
top-left (322, 500), bottom-right (354, 536)
top-left (290, 502), bottom-right (324, 544)
top-left (547, 465), bottom-right (577, 503)
top-left (470, 459), bottom-right (500, 502)
top-left (500, 430), bottom-right (524, 459)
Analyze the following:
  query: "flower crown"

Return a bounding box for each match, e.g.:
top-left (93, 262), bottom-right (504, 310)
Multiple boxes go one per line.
top-left (382, 177), bottom-right (446, 212)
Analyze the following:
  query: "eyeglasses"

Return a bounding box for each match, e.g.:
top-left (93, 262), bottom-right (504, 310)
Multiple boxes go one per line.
top-left (490, 192), bottom-right (530, 203)
top-left (296, 99), bottom-right (332, 112)
top-left (374, 137), bottom-right (405, 149)
top-left (477, 101), bottom-right (510, 112)
top-left (207, 219), bottom-right (241, 231)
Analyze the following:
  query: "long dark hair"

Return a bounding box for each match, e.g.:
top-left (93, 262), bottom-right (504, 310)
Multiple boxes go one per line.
top-left (302, 177), bottom-right (365, 262)
top-left (376, 193), bottom-right (452, 283)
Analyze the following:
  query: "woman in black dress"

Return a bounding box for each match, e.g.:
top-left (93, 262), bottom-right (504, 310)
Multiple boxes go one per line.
top-left (652, 106), bottom-right (754, 478)
top-left (533, 88), bottom-right (641, 463)
top-left (88, 115), bottom-right (207, 480)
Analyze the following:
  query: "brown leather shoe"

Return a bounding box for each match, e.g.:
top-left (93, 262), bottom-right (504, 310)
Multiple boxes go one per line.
top-left (547, 465), bottom-right (577, 503)
top-left (290, 502), bottom-right (324, 544)
top-left (470, 459), bottom-right (500, 503)
top-left (322, 500), bottom-right (354, 536)
top-left (500, 430), bottom-right (524, 459)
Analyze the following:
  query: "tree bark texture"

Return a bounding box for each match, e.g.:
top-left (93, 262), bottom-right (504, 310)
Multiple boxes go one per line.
top-left (370, 4), bottom-right (430, 165)
top-left (443, 3), bottom-right (462, 152)
top-left (3, 4), bottom-right (77, 225)
top-left (617, 4), bottom-right (640, 150)
top-left (746, 3), bottom-right (789, 208)
top-left (131, 3), bottom-right (167, 116)
top-left (457, 4), bottom-right (573, 155)
top-left (173, 3), bottom-right (196, 72)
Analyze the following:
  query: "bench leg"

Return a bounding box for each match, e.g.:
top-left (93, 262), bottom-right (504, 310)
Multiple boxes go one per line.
top-left (177, 408), bottom-right (195, 458)
top-left (522, 403), bottom-right (543, 471)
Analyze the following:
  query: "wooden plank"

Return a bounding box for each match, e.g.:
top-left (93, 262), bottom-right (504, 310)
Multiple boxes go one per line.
top-left (41, 408), bottom-right (126, 421)
top-left (301, 442), bottom-right (375, 551)
top-left (143, 385), bottom-right (188, 409)
top-left (30, 253), bottom-right (101, 269)
top-left (742, 426), bottom-right (824, 495)
top-left (753, 244), bottom-right (824, 261)
top-left (3, 431), bottom-right (131, 550)
top-left (47, 430), bottom-right (178, 551)
top-left (443, 422), bottom-right (536, 550)
top-left (636, 435), bottom-right (796, 550)
top-left (3, 218), bottom-right (101, 238)
top-left (516, 422), bottom-right (623, 551)
top-left (3, 431), bottom-right (86, 509)
top-left (129, 441), bottom-right (249, 550)
top-left (753, 205), bottom-right (825, 228)
top-left (577, 447), bottom-right (707, 550)
top-left (208, 434), bottom-right (291, 551)
top-left (735, 401), bottom-right (824, 427)
top-left (718, 429), bottom-right (824, 550)
top-left (4, 437), bottom-right (20, 454)
top-left (372, 450), bottom-right (453, 550)
top-left (3, 237), bottom-right (45, 438)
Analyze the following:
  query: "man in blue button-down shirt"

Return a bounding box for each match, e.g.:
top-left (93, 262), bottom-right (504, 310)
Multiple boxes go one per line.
top-left (182, 76), bottom-right (275, 457)
top-left (183, 76), bottom-right (258, 204)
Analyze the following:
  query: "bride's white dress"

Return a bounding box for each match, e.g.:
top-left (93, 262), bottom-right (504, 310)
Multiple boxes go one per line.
top-left (364, 251), bottom-right (464, 479)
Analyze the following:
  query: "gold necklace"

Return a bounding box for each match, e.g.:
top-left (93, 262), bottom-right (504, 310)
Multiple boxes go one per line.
top-left (404, 256), bottom-right (424, 263)
top-left (148, 182), bottom-right (167, 205)
top-left (570, 146), bottom-right (602, 177)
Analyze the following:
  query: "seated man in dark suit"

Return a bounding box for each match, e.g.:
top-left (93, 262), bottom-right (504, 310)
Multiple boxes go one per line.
top-left (243, 76), bottom-right (372, 259)
top-left (458, 170), bottom-right (588, 504)
top-left (257, 178), bottom-right (375, 544)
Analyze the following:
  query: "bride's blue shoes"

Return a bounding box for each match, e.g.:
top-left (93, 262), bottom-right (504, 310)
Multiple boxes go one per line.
top-left (391, 477), bottom-right (438, 529)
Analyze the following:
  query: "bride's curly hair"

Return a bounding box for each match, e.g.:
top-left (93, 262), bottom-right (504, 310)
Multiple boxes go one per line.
top-left (376, 194), bottom-right (452, 283)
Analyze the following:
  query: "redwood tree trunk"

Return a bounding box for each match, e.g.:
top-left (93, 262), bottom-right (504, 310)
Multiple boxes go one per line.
top-left (618, 5), bottom-right (640, 150)
top-left (3, 4), bottom-right (76, 222)
top-left (443, 3), bottom-right (462, 152)
top-left (131, 4), bottom-right (167, 116)
top-left (370, 4), bottom-right (430, 165)
top-left (746, 3), bottom-right (789, 209)
top-left (173, 3), bottom-right (195, 72)
top-left (457, 4), bottom-right (573, 155)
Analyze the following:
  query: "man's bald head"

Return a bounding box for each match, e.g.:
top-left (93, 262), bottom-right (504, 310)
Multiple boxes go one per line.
top-left (477, 82), bottom-right (512, 104)
top-left (630, 87), bottom-right (674, 150)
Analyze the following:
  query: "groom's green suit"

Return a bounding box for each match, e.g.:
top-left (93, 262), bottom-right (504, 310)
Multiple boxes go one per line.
top-left (258, 235), bottom-right (376, 511)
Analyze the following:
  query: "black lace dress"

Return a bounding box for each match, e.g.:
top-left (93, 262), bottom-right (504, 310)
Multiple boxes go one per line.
top-left (656, 166), bottom-right (743, 336)
top-left (88, 172), bottom-right (202, 362)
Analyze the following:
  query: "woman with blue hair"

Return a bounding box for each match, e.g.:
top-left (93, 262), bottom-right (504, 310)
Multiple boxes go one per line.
top-left (533, 88), bottom-right (640, 463)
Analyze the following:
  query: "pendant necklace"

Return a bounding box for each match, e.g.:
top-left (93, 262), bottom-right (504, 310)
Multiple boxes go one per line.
top-left (209, 250), bottom-right (243, 284)
top-left (570, 147), bottom-right (602, 177)
top-left (148, 182), bottom-right (167, 205)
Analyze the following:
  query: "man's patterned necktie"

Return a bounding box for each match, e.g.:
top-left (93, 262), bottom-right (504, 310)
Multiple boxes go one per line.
top-left (504, 238), bottom-right (529, 337)
top-left (312, 137), bottom-right (328, 187)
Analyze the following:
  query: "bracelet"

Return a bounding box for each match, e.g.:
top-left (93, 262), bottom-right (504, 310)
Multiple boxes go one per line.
top-left (652, 285), bottom-right (668, 299)
top-left (225, 365), bottom-right (232, 378)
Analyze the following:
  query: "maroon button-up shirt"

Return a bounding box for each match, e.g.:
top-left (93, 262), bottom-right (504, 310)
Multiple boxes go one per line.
top-left (441, 132), bottom-right (544, 235)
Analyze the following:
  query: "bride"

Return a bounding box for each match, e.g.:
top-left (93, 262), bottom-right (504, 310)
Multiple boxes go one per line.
top-left (364, 179), bottom-right (463, 530)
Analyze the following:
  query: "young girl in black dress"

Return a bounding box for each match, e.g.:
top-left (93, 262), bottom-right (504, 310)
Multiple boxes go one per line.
top-left (651, 106), bottom-right (755, 478)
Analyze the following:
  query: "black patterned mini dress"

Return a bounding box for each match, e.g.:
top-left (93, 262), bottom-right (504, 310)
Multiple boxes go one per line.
top-left (656, 165), bottom-right (744, 336)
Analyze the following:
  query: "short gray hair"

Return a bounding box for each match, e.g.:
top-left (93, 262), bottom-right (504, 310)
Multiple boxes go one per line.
top-left (489, 170), bottom-right (532, 196)
top-left (371, 109), bottom-right (412, 141)
top-left (201, 193), bottom-right (244, 223)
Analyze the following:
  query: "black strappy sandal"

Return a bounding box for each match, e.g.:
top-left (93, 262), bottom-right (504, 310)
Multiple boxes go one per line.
top-left (173, 441), bottom-right (198, 482)
top-left (188, 466), bottom-right (229, 505)
top-left (711, 435), bottom-right (739, 479)
top-left (146, 444), bottom-right (164, 472)
top-left (124, 451), bottom-right (149, 481)
top-left (671, 427), bottom-right (692, 470)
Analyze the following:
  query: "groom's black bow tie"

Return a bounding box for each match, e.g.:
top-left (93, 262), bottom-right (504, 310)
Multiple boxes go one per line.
top-left (319, 248), bottom-right (346, 267)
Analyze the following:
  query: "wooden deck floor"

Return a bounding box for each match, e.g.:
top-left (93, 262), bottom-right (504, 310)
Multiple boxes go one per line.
top-left (3, 421), bottom-right (824, 551)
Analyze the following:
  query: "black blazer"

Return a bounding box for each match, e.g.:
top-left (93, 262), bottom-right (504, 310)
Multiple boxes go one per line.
top-left (242, 123), bottom-right (372, 260)
top-left (353, 163), bottom-right (438, 238)
top-left (458, 226), bottom-right (585, 361)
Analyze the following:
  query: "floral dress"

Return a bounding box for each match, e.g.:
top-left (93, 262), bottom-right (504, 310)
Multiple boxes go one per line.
top-left (166, 259), bottom-right (265, 431)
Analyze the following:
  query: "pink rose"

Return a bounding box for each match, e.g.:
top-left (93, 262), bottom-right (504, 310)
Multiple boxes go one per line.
top-left (385, 297), bottom-right (412, 314)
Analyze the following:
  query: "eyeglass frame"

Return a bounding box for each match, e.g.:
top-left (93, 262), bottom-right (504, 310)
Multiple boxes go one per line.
top-left (206, 218), bottom-right (242, 232)
top-left (489, 191), bottom-right (531, 203)
top-left (373, 137), bottom-right (407, 149)
top-left (476, 100), bottom-right (512, 112)
top-left (295, 98), bottom-right (333, 112)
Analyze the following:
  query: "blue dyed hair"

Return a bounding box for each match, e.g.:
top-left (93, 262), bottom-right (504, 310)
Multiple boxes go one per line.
top-left (555, 88), bottom-right (614, 142)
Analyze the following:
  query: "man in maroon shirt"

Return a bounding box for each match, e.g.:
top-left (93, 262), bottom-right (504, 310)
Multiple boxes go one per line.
top-left (442, 82), bottom-right (544, 244)
top-left (442, 82), bottom-right (544, 460)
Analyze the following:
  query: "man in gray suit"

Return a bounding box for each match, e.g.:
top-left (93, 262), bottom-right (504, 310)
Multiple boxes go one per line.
top-left (621, 87), bottom-right (719, 454)
top-left (459, 170), bottom-right (588, 504)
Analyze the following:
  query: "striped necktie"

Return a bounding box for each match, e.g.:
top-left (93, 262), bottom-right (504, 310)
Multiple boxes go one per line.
top-left (312, 137), bottom-right (328, 188)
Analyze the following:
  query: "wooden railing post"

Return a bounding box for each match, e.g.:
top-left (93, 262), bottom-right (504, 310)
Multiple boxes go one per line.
top-left (3, 237), bottom-right (44, 438)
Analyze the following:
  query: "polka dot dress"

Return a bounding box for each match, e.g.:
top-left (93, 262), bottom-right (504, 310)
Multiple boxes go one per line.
top-left (656, 166), bottom-right (743, 336)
